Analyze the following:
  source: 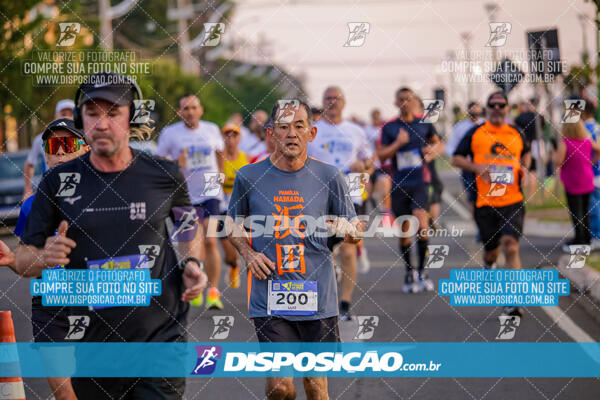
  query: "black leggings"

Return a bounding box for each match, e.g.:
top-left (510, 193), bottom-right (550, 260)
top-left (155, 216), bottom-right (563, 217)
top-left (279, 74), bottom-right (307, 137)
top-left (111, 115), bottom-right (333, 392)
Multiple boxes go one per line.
top-left (566, 192), bottom-right (591, 245)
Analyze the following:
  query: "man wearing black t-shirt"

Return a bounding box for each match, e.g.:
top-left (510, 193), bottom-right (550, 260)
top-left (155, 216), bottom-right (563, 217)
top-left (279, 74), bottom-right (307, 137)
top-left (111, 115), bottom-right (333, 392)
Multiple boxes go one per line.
top-left (15, 72), bottom-right (207, 399)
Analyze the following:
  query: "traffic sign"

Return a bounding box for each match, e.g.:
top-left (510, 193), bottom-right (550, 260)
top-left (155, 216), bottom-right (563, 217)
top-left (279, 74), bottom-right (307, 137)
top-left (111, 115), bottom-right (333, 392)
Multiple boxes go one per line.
top-left (489, 58), bottom-right (523, 93)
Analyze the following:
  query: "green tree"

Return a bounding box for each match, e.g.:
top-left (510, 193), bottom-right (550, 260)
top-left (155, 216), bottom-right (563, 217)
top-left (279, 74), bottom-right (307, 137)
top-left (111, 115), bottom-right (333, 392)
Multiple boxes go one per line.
top-left (138, 59), bottom-right (285, 138)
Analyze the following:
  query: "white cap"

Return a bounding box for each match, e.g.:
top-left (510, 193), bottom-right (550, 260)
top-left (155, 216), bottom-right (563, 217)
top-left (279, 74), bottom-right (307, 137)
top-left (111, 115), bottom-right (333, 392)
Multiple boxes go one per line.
top-left (55, 99), bottom-right (75, 113)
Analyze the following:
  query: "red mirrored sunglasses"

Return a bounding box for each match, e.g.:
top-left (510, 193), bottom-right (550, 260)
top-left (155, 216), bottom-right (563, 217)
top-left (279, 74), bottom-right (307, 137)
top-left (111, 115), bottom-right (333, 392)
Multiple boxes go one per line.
top-left (43, 137), bottom-right (85, 154)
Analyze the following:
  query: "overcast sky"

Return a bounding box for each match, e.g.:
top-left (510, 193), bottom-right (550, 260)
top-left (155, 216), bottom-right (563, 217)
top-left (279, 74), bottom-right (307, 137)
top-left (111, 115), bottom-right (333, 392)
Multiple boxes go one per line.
top-left (230, 0), bottom-right (597, 121)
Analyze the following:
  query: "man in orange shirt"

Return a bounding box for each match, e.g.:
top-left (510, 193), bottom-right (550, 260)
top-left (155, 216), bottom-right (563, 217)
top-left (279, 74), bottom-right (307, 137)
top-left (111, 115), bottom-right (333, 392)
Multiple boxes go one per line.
top-left (452, 92), bottom-right (531, 317)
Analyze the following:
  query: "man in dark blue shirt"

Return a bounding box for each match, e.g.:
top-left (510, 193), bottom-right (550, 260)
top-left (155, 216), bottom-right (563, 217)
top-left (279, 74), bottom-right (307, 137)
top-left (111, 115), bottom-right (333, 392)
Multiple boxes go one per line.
top-left (377, 87), bottom-right (444, 293)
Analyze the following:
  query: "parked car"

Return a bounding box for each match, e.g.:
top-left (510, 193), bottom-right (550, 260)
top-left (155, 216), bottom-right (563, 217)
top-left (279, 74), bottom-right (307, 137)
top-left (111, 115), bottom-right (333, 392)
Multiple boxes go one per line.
top-left (0, 150), bottom-right (43, 226)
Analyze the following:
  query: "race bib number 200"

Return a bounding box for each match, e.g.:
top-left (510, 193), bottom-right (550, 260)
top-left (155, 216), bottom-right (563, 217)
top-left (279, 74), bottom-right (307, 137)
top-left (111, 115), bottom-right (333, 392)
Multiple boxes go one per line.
top-left (267, 280), bottom-right (318, 316)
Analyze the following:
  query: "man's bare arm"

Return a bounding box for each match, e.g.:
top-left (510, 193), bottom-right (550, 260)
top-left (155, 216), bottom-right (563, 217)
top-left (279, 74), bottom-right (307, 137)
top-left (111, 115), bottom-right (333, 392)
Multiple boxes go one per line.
top-left (423, 135), bottom-right (445, 162)
top-left (48, 377), bottom-right (77, 400)
top-left (172, 219), bottom-right (207, 301)
top-left (216, 150), bottom-right (225, 173)
top-left (377, 134), bottom-right (406, 162)
top-left (225, 216), bottom-right (275, 280)
top-left (452, 155), bottom-right (478, 174)
top-left (14, 221), bottom-right (75, 277)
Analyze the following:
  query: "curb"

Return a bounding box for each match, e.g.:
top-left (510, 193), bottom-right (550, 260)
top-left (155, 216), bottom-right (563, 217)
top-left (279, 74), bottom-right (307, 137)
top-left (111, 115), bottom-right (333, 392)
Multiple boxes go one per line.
top-left (557, 255), bottom-right (600, 322)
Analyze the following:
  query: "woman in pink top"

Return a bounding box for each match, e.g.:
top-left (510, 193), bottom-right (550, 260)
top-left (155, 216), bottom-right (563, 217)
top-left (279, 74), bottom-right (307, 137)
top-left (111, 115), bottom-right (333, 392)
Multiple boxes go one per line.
top-left (555, 120), bottom-right (600, 247)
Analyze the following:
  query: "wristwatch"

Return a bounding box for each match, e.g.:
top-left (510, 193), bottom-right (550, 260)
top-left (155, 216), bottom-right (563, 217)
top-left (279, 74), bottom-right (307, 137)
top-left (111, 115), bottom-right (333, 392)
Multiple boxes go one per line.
top-left (180, 257), bottom-right (204, 271)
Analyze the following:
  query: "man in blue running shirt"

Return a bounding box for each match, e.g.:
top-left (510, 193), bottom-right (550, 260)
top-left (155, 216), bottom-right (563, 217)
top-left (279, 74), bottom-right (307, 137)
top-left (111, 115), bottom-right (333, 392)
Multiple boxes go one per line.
top-left (227, 99), bottom-right (363, 400)
top-left (377, 87), bottom-right (444, 293)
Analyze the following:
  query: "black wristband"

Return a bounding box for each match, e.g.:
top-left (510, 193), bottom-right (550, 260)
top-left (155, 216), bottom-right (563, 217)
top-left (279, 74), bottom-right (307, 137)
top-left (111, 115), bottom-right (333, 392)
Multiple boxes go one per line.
top-left (180, 257), bottom-right (203, 271)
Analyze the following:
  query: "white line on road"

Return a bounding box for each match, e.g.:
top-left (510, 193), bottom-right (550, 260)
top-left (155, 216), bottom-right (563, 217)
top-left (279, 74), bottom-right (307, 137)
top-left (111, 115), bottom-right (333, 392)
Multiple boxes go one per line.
top-left (540, 305), bottom-right (600, 364)
top-left (441, 190), bottom-right (472, 220)
top-left (540, 305), bottom-right (595, 342)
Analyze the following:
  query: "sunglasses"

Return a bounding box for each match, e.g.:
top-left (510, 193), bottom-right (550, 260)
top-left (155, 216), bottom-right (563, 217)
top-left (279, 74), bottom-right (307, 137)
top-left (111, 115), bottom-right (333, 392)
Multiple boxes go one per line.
top-left (223, 131), bottom-right (240, 137)
top-left (43, 137), bottom-right (85, 154)
top-left (487, 102), bottom-right (507, 109)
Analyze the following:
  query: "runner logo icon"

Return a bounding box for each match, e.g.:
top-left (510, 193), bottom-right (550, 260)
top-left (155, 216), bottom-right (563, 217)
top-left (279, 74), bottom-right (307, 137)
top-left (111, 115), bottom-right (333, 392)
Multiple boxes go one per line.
top-left (56, 173), bottom-right (81, 197)
top-left (566, 245), bottom-right (590, 269)
top-left (202, 172), bottom-right (225, 197)
top-left (202, 23), bottom-right (225, 47)
top-left (131, 100), bottom-right (155, 125)
top-left (57, 23), bottom-right (80, 47)
top-left (344, 22), bottom-right (370, 47)
top-left (562, 100), bottom-right (585, 123)
top-left (65, 316), bottom-right (90, 340)
top-left (486, 172), bottom-right (512, 197)
top-left (485, 22), bottom-right (511, 47)
top-left (345, 173), bottom-right (369, 196)
top-left (275, 100), bottom-right (300, 124)
top-left (354, 316), bottom-right (379, 340)
top-left (425, 245), bottom-right (449, 269)
top-left (210, 316), bottom-right (235, 340)
top-left (170, 206), bottom-right (200, 242)
top-left (496, 316), bottom-right (520, 340)
top-left (192, 345), bottom-right (222, 375)
top-left (138, 245), bottom-right (160, 268)
top-left (421, 100), bottom-right (444, 123)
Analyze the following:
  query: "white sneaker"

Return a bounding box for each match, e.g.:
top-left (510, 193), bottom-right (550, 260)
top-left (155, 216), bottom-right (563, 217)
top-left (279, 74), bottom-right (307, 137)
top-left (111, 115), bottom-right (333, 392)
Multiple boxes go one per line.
top-left (402, 271), bottom-right (418, 293)
top-left (357, 247), bottom-right (371, 274)
top-left (417, 272), bottom-right (434, 292)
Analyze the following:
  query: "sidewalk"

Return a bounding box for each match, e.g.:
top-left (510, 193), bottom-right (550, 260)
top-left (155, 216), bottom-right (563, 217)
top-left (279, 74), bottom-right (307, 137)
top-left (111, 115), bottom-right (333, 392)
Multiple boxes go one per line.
top-left (557, 254), bottom-right (600, 309)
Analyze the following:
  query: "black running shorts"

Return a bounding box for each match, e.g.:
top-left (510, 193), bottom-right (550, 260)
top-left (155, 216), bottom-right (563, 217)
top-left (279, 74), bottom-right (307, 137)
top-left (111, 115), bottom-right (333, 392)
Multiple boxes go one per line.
top-left (474, 201), bottom-right (525, 251)
top-left (253, 316), bottom-right (341, 343)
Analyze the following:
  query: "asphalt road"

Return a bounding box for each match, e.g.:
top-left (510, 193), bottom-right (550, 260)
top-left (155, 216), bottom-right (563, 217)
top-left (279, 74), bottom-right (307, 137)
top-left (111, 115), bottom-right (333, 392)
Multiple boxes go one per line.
top-left (1, 170), bottom-right (599, 399)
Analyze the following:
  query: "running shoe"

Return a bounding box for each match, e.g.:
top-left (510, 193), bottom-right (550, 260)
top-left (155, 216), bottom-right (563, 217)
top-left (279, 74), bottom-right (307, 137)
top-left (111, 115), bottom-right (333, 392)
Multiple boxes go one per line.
top-left (206, 287), bottom-right (224, 310)
top-left (339, 302), bottom-right (353, 321)
top-left (429, 218), bottom-right (442, 232)
top-left (190, 293), bottom-right (203, 307)
top-left (228, 266), bottom-right (240, 289)
top-left (417, 271), bottom-right (434, 292)
top-left (561, 239), bottom-right (576, 253)
top-left (502, 306), bottom-right (523, 317)
top-left (339, 310), bottom-right (353, 321)
top-left (357, 246), bottom-right (371, 274)
top-left (402, 271), bottom-right (418, 293)
top-left (484, 262), bottom-right (497, 270)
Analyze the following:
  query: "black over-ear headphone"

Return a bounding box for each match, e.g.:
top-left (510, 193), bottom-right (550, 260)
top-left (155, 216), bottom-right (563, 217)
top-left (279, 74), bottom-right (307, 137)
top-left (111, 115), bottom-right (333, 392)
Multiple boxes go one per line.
top-left (73, 75), bottom-right (144, 129)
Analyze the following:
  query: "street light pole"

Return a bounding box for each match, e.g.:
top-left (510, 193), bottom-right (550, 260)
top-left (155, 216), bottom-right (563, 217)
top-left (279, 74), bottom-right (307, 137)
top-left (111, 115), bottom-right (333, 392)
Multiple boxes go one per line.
top-left (460, 32), bottom-right (473, 101)
top-left (579, 12), bottom-right (590, 64)
top-left (485, 2), bottom-right (498, 62)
